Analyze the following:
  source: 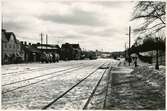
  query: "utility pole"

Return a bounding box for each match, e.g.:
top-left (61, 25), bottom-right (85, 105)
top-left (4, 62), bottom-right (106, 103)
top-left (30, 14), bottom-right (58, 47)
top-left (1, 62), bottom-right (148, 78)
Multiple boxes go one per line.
top-left (128, 26), bottom-right (131, 66)
top-left (46, 34), bottom-right (48, 45)
top-left (2, 12), bottom-right (4, 64)
top-left (125, 43), bottom-right (126, 60)
top-left (41, 33), bottom-right (43, 49)
top-left (2, 11), bottom-right (3, 29)
top-left (155, 37), bottom-right (159, 69)
top-left (46, 34), bottom-right (48, 49)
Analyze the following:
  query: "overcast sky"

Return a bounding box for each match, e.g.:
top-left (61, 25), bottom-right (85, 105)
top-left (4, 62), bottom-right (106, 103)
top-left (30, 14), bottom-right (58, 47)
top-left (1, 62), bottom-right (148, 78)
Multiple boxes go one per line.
top-left (2, 0), bottom-right (136, 52)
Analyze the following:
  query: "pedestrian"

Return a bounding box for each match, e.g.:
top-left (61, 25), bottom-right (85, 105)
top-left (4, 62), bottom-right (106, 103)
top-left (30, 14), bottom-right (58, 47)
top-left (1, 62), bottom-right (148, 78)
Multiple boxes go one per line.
top-left (134, 57), bottom-right (137, 67)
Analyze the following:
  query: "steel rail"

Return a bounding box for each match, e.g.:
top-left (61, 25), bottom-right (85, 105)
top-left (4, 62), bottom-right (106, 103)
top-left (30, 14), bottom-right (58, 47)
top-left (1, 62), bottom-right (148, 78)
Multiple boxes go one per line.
top-left (2, 63), bottom-right (97, 94)
top-left (2, 65), bottom-right (83, 86)
top-left (103, 65), bottom-right (112, 109)
top-left (41, 63), bottom-right (106, 110)
top-left (82, 63), bottom-right (109, 110)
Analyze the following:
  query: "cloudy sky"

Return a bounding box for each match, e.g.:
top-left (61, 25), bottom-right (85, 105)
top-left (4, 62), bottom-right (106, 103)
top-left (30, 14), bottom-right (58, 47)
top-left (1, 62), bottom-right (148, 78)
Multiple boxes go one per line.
top-left (2, 0), bottom-right (136, 52)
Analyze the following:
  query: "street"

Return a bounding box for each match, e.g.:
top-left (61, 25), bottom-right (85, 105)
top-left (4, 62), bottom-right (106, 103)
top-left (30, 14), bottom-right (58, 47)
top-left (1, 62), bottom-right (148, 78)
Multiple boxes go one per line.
top-left (2, 59), bottom-right (119, 109)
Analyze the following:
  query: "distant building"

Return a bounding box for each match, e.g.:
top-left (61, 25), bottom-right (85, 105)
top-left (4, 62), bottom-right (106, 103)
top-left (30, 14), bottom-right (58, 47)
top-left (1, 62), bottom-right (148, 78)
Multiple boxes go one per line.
top-left (61, 43), bottom-right (82, 60)
top-left (20, 42), bottom-right (41, 62)
top-left (1, 29), bottom-right (21, 64)
top-left (71, 44), bottom-right (82, 60)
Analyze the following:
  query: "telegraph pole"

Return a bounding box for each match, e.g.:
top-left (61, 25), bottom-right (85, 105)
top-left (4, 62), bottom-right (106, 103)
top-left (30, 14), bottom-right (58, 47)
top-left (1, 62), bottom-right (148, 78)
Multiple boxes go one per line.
top-left (41, 33), bottom-right (43, 49)
top-left (46, 34), bottom-right (48, 49)
top-left (2, 11), bottom-right (3, 29)
top-left (155, 37), bottom-right (159, 69)
top-left (46, 34), bottom-right (48, 45)
top-left (128, 26), bottom-right (131, 66)
top-left (2, 12), bottom-right (4, 64)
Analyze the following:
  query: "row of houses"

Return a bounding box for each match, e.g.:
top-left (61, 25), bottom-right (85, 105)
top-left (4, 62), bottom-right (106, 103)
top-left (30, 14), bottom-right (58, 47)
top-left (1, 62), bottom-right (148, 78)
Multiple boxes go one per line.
top-left (1, 29), bottom-right (82, 65)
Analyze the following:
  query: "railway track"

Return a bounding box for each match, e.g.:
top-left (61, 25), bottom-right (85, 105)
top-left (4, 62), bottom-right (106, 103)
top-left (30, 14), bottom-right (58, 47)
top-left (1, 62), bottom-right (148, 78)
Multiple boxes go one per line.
top-left (82, 64), bottom-right (109, 109)
top-left (85, 61), bottom-right (120, 109)
top-left (102, 61), bottom-right (121, 109)
top-left (2, 62), bottom-right (84, 76)
top-left (2, 62), bottom-right (100, 94)
top-left (41, 63), bottom-right (111, 110)
top-left (2, 60), bottom-right (120, 110)
top-left (2, 65), bottom-right (83, 86)
top-left (103, 65), bottom-right (112, 109)
top-left (2, 61), bottom-right (100, 85)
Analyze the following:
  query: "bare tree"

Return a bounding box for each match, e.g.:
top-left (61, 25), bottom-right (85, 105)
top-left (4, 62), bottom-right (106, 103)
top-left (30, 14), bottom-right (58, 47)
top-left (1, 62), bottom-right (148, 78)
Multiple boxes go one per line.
top-left (132, 1), bottom-right (166, 37)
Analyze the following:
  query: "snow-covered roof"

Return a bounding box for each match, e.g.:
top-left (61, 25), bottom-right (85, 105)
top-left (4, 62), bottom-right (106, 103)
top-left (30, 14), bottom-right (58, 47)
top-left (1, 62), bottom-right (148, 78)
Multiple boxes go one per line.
top-left (139, 51), bottom-right (156, 56)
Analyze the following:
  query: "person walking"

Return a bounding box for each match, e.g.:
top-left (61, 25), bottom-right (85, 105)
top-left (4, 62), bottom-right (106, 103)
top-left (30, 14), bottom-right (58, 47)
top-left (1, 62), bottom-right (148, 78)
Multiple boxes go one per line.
top-left (134, 57), bottom-right (138, 67)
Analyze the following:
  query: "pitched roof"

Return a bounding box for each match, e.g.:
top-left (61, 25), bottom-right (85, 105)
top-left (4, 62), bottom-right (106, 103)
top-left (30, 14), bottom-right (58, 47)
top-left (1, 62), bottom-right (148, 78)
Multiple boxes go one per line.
top-left (2, 30), bottom-right (19, 44)
top-left (28, 46), bottom-right (40, 53)
top-left (5, 32), bottom-right (14, 41)
top-left (32, 43), bottom-right (60, 49)
top-left (23, 45), bottom-right (40, 53)
top-left (61, 43), bottom-right (73, 48)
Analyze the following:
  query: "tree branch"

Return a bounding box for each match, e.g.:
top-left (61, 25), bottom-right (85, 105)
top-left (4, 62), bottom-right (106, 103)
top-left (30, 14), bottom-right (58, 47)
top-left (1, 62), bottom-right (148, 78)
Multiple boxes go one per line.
top-left (153, 5), bottom-right (166, 24)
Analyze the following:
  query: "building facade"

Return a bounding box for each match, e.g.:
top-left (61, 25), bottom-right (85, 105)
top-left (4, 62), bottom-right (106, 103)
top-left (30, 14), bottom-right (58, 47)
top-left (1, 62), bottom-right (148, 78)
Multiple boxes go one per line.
top-left (61, 43), bottom-right (82, 60)
top-left (20, 42), bottom-right (41, 63)
top-left (1, 29), bottom-right (21, 64)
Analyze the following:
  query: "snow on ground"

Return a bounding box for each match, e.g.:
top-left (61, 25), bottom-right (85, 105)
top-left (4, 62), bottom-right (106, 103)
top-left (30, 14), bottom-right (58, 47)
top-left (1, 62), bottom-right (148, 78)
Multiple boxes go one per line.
top-left (2, 58), bottom-right (164, 110)
top-left (85, 69), bottom-right (108, 109)
top-left (1, 60), bottom-right (89, 74)
top-left (105, 61), bottom-right (165, 110)
top-left (47, 69), bottom-right (105, 110)
top-left (2, 59), bottom-right (119, 110)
